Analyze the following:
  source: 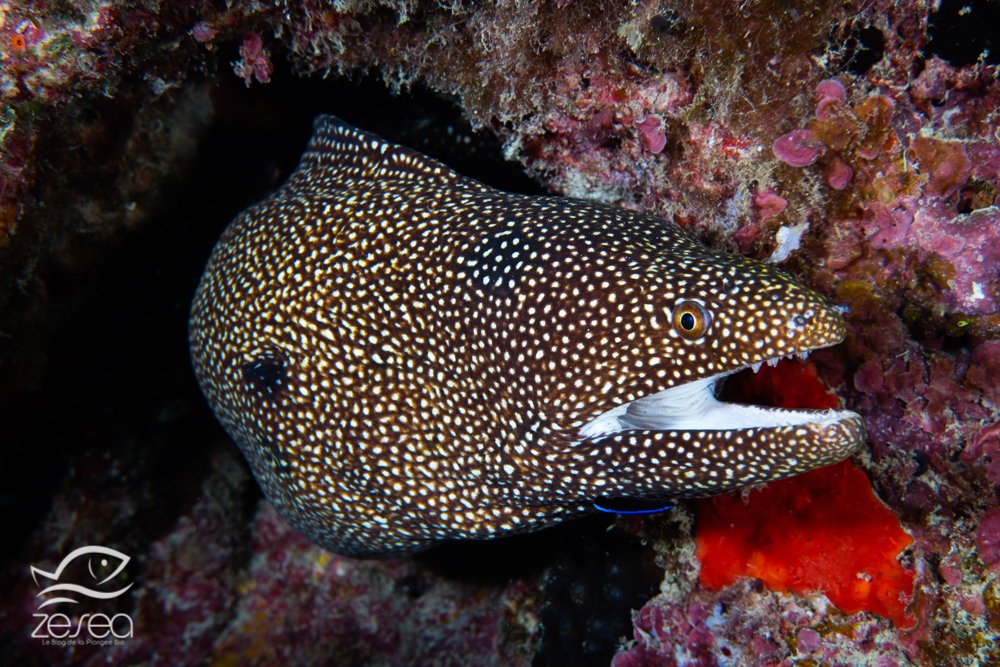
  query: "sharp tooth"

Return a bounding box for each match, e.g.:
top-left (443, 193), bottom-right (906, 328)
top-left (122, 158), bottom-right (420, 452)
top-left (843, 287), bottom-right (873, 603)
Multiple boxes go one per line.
top-left (767, 358), bottom-right (778, 367)
top-left (751, 362), bottom-right (762, 373)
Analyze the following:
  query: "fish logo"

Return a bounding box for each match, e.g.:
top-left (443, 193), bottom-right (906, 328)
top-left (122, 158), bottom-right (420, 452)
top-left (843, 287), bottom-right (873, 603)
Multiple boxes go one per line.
top-left (30, 546), bottom-right (132, 608)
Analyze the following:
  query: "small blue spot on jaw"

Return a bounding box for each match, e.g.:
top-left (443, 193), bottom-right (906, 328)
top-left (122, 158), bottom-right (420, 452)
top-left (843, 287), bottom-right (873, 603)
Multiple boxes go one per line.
top-left (593, 497), bottom-right (674, 515)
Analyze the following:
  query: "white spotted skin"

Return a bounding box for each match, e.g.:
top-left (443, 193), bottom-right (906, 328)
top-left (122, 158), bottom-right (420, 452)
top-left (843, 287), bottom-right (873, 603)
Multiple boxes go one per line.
top-left (188, 116), bottom-right (865, 557)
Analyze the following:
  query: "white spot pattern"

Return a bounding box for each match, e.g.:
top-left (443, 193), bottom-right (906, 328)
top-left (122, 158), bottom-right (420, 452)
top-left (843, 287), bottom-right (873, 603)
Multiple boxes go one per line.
top-left (188, 116), bottom-right (864, 557)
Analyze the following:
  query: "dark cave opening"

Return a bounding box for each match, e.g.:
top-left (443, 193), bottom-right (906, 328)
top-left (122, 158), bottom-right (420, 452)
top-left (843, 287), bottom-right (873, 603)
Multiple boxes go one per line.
top-left (927, 0), bottom-right (1000, 67)
top-left (2, 64), bottom-right (656, 666)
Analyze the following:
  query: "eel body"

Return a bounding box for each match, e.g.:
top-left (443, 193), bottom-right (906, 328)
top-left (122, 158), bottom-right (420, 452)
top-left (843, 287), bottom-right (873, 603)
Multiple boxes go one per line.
top-left (189, 116), bottom-right (865, 557)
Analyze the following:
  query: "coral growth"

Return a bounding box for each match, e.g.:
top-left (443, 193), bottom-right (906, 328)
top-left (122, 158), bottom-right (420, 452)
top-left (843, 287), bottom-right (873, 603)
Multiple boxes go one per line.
top-left (234, 32), bottom-right (273, 86)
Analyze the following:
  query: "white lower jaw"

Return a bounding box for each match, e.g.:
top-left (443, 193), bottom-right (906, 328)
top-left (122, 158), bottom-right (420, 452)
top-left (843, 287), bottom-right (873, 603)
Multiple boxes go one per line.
top-left (578, 372), bottom-right (853, 440)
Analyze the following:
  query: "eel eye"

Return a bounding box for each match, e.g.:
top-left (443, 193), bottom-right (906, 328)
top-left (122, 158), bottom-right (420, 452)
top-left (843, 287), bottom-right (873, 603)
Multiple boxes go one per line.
top-left (673, 301), bottom-right (708, 339)
top-left (242, 358), bottom-right (286, 393)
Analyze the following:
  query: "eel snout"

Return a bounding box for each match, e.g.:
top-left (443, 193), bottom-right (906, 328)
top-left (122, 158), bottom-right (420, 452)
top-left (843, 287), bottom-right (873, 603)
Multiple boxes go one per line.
top-left (573, 293), bottom-right (864, 499)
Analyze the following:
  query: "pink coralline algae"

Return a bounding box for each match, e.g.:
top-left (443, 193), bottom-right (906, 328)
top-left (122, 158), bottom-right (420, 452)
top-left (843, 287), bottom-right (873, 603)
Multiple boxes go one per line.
top-left (826, 158), bottom-right (854, 190)
top-left (635, 116), bottom-right (667, 153)
top-left (612, 577), bottom-right (915, 667)
top-left (234, 33), bottom-right (273, 86)
top-left (910, 135), bottom-right (972, 197)
top-left (815, 78), bottom-right (848, 105)
top-left (773, 129), bottom-right (824, 167)
top-left (753, 189), bottom-right (788, 221)
top-left (859, 201), bottom-right (1000, 314)
top-left (815, 80), bottom-right (849, 125)
top-left (978, 507), bottom-right (1000, 567)
top-left (774, 72), bottom-right (1000, 325)
top-left (191, 22), bottom-right (217, 44)
top-left (520, 67), bottom-right (694, 210)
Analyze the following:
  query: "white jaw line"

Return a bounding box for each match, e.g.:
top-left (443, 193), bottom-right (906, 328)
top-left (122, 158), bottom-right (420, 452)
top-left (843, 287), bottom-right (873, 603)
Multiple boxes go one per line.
top-left (578, 352), bottom-right (853, 440)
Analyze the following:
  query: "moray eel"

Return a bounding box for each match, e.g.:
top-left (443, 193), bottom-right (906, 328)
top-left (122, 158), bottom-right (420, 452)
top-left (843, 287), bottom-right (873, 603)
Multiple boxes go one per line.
top-left (189, 116), bottom-right (865, 557)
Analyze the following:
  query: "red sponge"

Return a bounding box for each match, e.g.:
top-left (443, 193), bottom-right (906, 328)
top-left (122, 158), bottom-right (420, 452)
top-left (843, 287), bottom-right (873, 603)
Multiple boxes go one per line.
top-left (696, 360), bottom-right (915, 627)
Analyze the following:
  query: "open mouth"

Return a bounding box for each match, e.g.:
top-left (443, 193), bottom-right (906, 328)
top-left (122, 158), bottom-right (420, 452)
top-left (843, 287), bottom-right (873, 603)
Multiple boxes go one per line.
top-left (578, 350), bottom-right (858, 440)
